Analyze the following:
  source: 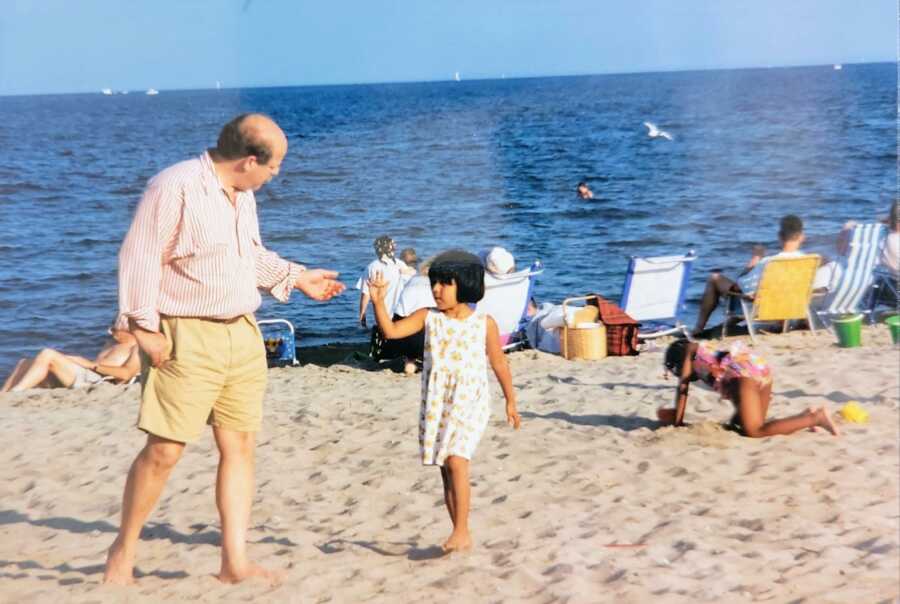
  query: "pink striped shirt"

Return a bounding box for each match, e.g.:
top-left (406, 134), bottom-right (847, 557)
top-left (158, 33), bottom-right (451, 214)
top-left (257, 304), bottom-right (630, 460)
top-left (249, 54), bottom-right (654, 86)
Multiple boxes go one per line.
top-left (117, 151), bottom-right (304, 332)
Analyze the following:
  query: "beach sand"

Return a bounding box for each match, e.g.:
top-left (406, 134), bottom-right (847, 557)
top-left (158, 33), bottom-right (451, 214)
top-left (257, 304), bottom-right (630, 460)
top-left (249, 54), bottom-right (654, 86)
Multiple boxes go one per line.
top-left (1, 326), bottom-right (898, 603)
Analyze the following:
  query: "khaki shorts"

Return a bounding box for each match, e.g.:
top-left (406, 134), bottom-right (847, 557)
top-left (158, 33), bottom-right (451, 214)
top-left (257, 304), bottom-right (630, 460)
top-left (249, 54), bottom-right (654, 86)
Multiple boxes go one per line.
top-left (138, 315), bottom-right (268, 443)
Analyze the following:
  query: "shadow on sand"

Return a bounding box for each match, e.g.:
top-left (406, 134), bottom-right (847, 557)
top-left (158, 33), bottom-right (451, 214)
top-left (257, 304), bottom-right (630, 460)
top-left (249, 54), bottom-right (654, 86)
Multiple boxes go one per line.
top-left (317, 539), bottom-right (446, 561)
top-left (521, 411), bottom-right (658, 431)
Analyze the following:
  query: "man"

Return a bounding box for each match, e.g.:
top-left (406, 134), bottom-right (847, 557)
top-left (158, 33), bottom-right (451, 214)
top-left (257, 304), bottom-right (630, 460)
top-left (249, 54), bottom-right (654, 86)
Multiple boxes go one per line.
top-left (576, 181), bottom-right (593, 199)
top-left (2, 327), bottom-right (139, 392)
top-left (693, 214), bottom-right (829, 334)
top-left (103, 114), bottom-right (344, 585)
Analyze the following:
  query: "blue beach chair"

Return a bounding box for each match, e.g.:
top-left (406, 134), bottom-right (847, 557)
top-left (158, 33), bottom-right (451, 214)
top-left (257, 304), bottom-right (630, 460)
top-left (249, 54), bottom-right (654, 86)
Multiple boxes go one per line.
top-left (258, 319), bottom-right (299, 367)
top-left (476, 260), bottom-right (544, 351)
top-left (619, 251), bottom-right (697, 340)
top-left (815, 223), bottom-right (887, 325)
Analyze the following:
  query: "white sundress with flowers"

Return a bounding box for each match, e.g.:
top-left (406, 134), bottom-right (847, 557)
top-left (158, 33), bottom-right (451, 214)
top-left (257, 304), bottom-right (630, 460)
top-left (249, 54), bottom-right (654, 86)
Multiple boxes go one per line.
top-left (419, 309), bottom-right (491, 466)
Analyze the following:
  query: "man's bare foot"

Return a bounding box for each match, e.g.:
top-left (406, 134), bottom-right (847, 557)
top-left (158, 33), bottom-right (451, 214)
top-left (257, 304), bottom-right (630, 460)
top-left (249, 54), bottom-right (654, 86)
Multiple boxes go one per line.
top-left (103, 542), bottom-right (135, 586)
top-left (814, 407), bottom-right (840, 436)
top-left (403, 359), bottom-right (417, 375)
top-left (442, 531), bottom-right (472, 553)
top-left (217, 562), bottom-right (283, 586)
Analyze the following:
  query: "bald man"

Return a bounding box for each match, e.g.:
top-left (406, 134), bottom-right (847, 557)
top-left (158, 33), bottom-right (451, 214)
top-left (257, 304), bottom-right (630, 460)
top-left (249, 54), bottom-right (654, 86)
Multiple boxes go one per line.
top-left (104, 114), bottom-right (345, 585)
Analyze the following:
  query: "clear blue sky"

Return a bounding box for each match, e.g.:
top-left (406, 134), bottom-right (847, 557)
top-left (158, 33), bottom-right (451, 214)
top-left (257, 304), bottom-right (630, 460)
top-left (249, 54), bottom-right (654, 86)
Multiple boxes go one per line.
top-left (0, 0), bottom-right (895, 95)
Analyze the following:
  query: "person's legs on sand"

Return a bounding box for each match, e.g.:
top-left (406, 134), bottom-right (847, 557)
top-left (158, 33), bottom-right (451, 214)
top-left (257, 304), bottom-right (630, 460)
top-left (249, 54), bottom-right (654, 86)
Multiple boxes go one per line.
top-left (440, 465), bottom-right (456, 526)
top-left (213, 427), bottom-right (280, 585)
top-left (737, 379), bottom-right (839, 437)
top-left (9, 348), bottom-right (79, 391)
top-left (104, 435), bottom-right (185, 584)
top-left (2, 359), bottom-right (32, 391)
top-left (442, 455), bottom-right (472, 552)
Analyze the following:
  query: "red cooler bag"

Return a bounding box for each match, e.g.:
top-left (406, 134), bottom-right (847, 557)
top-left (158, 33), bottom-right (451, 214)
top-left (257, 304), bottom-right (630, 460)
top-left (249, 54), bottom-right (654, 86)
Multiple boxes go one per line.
top-left (587, 295), bottom-right (641, 356)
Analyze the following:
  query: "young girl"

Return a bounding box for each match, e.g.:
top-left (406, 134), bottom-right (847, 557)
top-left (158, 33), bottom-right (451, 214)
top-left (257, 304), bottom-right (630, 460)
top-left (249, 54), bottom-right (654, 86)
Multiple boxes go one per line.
top-left (368, 250), bottom-right (521, 552)
top-left (659, 339), bottom-right (839, 437)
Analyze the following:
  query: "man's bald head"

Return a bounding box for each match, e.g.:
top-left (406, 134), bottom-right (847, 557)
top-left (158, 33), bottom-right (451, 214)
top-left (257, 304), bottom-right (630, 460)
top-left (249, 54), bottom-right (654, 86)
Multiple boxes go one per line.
top-left (215, 113), bottom-right (287, 165)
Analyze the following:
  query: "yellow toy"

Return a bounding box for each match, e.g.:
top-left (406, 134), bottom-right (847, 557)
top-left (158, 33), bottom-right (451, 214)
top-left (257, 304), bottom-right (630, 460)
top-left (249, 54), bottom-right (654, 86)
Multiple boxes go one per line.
top-left (840, 401), bottom-right (869, 424)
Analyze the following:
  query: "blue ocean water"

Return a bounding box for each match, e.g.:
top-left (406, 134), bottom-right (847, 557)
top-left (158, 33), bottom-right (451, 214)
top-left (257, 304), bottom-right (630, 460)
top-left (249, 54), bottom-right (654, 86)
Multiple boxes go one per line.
top-left (0, 63), bottom-right (895, 375)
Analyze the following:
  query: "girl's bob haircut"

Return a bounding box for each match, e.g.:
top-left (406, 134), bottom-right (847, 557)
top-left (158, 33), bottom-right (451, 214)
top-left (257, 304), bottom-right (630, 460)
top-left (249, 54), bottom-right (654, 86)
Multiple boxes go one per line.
top-left (428, 250), bottom-right (485, 304)
top-left (663, 338), bottom-right (692, 377)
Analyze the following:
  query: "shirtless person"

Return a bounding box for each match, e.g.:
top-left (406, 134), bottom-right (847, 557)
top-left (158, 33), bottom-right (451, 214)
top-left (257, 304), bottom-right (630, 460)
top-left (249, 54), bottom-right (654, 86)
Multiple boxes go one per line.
top-left (2, 327), bottom-right (139, 392)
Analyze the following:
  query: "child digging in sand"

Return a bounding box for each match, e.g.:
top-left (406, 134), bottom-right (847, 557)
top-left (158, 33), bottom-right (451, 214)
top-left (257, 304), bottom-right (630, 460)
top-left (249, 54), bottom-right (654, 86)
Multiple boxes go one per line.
top-left (368, 250), bottom-right (521, 552)
top-left (659, 339), bottom-right (839, 437)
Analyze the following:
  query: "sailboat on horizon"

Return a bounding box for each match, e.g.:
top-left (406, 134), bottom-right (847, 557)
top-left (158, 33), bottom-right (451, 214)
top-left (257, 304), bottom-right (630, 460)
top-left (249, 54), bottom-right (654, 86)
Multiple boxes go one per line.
top-left (454, 71), bottom-right (461, 82)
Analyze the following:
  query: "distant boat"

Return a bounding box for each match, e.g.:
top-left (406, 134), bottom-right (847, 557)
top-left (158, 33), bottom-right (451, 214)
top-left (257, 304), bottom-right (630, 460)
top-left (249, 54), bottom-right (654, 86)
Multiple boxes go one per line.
top-left (120, 90), bottom-right (129, 95)
top-left (833, 64), bottom-right (843, 70)
top-left (101, 88), bottom-right (113, 95)
top-left (454, 71), bottom-right (461, 82)
top-left (146, 88), bottom-right (159, 95)
top-left (216, 80), bottom-right (222, 90)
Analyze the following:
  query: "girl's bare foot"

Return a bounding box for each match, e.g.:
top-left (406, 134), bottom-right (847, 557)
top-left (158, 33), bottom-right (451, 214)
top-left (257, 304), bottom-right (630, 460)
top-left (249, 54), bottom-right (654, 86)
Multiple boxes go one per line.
top-left (442, 531), bottom-right (473, 552)
top-left (814, 407), bottom-right (840, 436)
top-left (217, 562), bottom-right (283, 586)
top-left (403, 359), bottom-right (417, 375)
top-left (103, 542), bottom-right (135, 585)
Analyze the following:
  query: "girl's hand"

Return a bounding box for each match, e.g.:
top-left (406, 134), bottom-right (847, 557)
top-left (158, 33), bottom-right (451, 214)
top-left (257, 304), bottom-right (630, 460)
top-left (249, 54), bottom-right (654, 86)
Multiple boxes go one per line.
top-left (506, 403), bottom-right (521, 430)
top-left (366, 271), bottom-right (388, 303)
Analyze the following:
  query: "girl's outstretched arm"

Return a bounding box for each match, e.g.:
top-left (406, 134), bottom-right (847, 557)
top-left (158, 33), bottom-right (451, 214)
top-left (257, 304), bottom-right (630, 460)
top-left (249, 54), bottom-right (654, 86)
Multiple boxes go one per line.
top-left (486, 316), bottom-right (520, 429)
top-left (673, 341), bottom-right (699, 426)
top-left (368, 272), bottom-right (427, 339)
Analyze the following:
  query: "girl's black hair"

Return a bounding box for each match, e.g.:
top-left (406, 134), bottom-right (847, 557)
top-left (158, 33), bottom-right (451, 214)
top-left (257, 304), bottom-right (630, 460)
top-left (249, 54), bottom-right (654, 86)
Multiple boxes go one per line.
top-left (663, 338), bottom-right (692, 377)
top-left (428, 250), bottom-right (485, 304)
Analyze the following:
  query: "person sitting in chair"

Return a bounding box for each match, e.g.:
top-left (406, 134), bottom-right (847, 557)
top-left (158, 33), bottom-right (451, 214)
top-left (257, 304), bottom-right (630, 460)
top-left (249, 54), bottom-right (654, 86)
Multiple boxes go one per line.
top-left (2, 326), bottom-right (140, 392)
top-left (693, 215), bottom-right (830, 335)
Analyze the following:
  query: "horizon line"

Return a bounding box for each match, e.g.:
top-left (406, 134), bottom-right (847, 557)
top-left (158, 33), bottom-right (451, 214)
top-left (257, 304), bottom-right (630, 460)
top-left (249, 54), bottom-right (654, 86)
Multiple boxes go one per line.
top-left (1, 59), bottom-right (893, 98)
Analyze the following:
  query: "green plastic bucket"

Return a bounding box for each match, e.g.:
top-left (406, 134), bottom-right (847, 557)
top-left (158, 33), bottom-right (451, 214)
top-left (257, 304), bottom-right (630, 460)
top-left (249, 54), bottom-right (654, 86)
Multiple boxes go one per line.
top-left (886, 315), bottom-right (900, 346)
top-left (833, 314), bottom-right (863, 348)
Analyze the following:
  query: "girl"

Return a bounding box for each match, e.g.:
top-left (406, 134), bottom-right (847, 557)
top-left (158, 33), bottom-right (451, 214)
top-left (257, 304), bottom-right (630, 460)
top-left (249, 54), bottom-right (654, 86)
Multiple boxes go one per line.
top-left (368, 250), bottom-right (521, 552)
top-left (659, 339), bottom-right (839, 437)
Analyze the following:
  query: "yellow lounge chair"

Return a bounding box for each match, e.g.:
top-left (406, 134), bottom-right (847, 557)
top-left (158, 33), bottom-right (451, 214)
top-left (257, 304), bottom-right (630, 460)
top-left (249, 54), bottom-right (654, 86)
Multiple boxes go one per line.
top-left (723, 255), bottom-right (821, 343)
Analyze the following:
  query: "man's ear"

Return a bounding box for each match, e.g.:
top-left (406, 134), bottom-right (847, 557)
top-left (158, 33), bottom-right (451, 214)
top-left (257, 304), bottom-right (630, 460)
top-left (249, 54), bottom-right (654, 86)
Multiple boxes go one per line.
top-left (238, 156), bottom-right (257, 173)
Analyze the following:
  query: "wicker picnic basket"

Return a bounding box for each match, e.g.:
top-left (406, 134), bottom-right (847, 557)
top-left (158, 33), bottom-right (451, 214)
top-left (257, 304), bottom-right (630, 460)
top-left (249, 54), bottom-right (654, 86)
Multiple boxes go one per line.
top-left (561, 296), bottom-right (607, 360)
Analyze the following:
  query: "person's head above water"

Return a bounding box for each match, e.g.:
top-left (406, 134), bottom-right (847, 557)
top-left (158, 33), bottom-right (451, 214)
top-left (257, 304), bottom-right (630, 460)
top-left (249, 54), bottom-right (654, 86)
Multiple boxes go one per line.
top-left (212, 113), bottom-right (288, 193)
top-left (428, 250), bottom-right (485, 305)
top-left (576, 181), bottom-right (593, 199)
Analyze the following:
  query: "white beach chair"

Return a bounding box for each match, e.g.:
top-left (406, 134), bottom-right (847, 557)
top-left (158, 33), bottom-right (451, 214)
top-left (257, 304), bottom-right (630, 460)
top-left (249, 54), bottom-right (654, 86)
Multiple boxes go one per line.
top-left (816, 223), bottom-right (887, 325)
top-left (476, 261), bottom-right (543, 351)
top-left (619, 251), bottom-right (697, 340)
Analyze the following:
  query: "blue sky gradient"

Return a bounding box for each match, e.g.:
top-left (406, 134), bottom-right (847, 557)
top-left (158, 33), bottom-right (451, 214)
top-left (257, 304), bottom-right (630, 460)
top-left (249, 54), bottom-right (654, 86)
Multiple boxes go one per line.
top-left (0, 0), bottom-right (895, 95)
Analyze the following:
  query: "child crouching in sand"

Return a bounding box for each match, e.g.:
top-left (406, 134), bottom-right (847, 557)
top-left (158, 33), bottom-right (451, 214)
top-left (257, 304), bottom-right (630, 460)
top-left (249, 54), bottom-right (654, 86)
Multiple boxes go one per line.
top-left (368, 250), bottom-right (521, 552)
top-left (659, 339), bottom-right (839, 437)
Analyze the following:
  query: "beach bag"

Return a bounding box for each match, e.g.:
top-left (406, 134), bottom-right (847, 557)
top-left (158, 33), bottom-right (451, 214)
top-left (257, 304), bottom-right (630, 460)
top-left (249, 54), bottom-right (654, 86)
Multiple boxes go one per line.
top-left (587, 295), bottom-right (641, 356)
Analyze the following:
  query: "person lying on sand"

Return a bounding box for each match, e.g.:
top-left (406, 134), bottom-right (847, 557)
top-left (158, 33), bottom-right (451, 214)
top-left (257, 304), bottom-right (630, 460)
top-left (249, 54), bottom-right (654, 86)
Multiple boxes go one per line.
top-left (2, 327), bottom-right (139, 392)
top-left (658, 338), bottom-right (839, 438)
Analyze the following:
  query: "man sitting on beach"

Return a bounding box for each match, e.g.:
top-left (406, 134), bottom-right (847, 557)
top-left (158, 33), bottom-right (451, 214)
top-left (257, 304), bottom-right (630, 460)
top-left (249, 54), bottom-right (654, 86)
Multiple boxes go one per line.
top-left (2, 326), bottom-right (139, 392)
top-left (104, 113), bottom-right (344, 586)
top-left (693, 214), bottom-right (830, 335)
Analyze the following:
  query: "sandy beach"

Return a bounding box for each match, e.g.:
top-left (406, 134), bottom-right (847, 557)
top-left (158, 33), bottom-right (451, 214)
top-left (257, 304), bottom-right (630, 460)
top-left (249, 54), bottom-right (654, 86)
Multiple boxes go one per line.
top-left (1, 326), bottom-right (898, 603)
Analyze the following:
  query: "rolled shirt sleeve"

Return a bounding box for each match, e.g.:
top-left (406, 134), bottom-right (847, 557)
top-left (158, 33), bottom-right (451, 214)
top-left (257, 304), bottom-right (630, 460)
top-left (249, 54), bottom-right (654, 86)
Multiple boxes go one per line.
top-left (116, 181), bottom-right (181, 332)
top-left (254, 243), bottom-right (306, 302)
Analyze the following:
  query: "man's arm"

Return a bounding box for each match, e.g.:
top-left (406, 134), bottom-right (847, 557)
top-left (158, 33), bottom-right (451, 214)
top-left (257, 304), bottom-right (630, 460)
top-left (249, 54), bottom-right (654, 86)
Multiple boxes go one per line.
top-left (118, 181), bottom-right (181, 332)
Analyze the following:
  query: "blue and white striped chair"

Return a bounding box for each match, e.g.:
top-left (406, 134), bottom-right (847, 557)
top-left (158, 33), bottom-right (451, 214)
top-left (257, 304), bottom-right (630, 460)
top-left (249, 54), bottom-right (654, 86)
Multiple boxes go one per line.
top-left (815, 223), bottom-right (887, 325)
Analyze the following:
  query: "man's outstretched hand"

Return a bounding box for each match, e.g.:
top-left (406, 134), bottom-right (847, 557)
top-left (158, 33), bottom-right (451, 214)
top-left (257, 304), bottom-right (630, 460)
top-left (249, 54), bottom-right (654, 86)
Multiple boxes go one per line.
top-left (295, 269), bottom-right (346, 301)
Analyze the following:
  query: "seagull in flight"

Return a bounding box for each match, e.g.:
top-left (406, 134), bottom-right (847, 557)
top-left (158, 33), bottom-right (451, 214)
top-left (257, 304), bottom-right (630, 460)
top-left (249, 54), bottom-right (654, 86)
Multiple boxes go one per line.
top-left (643, 122), bottom-right (673, 141)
